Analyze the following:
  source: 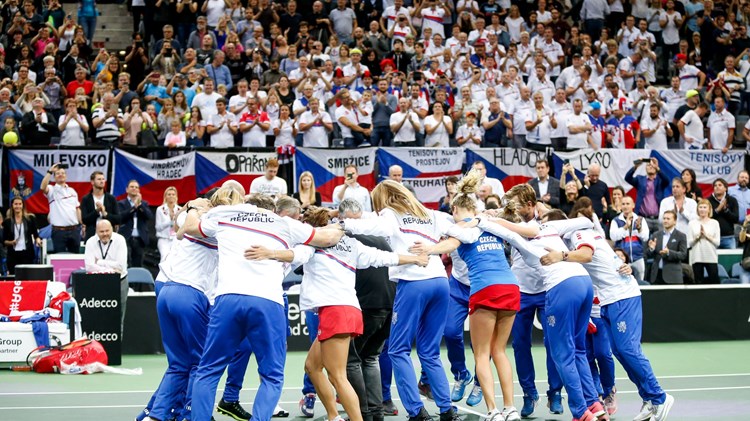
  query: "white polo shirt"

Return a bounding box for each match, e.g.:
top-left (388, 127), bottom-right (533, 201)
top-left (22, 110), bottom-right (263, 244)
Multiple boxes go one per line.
top-left (300, 110), bottom-right (332, 148)
top-left (390, 111), bottom-right (421, 144)
top-left (641, 114), bottom-right (669, 150)
top-left (335, 106), bottom-right (359, 139)
top-left (84, 232), bottom-right (128, 279)
top-left (332, 183), bottom-right (372, 212)
top-left (209, 113), bottom-right (238, 148)
top-left (46, 183), bottom-right (80, 226)
top-left (707, 108), bottom-right (735, 150)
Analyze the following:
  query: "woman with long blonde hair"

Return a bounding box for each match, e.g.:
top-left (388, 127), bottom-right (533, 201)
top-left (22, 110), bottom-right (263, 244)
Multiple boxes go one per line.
top-left (410, 170), bottom-right (522, 421)
top-left (155, 186), bottom-right (181, 262)
top-left (340, 180), bottom-right (460, 421)
top-left (293, 171), bottom-right (321, 210)
top-left (687, 199), bottom-right (720, 284)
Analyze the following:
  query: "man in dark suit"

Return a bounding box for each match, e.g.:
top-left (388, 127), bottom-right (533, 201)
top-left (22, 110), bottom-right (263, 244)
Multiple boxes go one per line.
top-left (647, 210), bottom-right (687, 284)
top-left (117, 180), bottom-right (152, 268)
top-left (20, 97), bottom-right (56, 146)
top-left (80, 171), bottom-right (120, 242)
top-left (528, 159), bottom-right (560, 208)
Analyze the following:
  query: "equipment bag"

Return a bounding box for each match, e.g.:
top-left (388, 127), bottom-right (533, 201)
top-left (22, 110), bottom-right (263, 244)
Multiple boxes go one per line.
top-left (27, 339), bottom-right (108, 374)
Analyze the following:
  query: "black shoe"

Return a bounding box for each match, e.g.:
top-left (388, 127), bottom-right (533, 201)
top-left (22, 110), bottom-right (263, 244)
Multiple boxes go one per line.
top-left (439, 408), bottom-right (462, 421)
top-left (418, 382), bottom-right (434, 400)
top-left (408, 407), bottom-right (433, 421)
top-left (216, 399), bottom-right (251, 421)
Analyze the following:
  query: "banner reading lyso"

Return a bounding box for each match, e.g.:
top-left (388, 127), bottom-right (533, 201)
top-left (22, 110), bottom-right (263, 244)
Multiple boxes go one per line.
top-left (552, 149), bottom-right (651, 194)
top-left (465, 148), bottom-right (549, 192)
top-left (195, 151), bottom-right (277, 194)
top-left (8, 149), bottom-right (110, 213)
top-left (376, 148), bottom-right (463, 209)
top-left (295, 147), bottom-right (377, 204)
top-left (111, 150), bottom-right (196, 204)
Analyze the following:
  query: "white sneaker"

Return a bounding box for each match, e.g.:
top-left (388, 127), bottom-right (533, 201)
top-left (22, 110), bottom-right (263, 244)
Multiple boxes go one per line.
top-left (633, 402), bottom-right (654, 421)
top-left (501, 406), bottom-right (521, 421)
top-left (485, 408), bottom-right (502, 421)
top-left (652, 394), bottom-right (674, 421)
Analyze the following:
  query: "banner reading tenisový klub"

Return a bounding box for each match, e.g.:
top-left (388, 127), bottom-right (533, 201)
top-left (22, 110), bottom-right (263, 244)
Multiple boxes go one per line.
top-left (295, 147), bottom-right (376, 204)
top-left (376, 148), bottom-right (464, 208)
top-left (551, 149), bottom-right (746, 197)
top-left (111, 150), bottom-right (196, 203)
top-left (8, 149), bottom-right (110, 213)
top-left (195, 150), bottom-right (277, 195)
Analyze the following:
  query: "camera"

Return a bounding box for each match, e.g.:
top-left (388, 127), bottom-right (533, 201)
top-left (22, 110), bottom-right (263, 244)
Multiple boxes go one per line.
top-left (58, 163), bottom-right (69, 169)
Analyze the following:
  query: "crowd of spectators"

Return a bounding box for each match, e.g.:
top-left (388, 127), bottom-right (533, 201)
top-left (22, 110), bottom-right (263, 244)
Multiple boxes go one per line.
top-left (3, 0), bottom-right (750, 150)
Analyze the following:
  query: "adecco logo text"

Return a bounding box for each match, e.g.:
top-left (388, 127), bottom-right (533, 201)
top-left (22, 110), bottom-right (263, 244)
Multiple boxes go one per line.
top-left (79, 298), bottom-right (118, 309)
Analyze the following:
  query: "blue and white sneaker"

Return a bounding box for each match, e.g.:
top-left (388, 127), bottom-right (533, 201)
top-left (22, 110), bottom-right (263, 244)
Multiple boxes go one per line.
top-left (520, 394), bottom-right (539, 418)
top-left (451, 372), bottom-right (474, 402)
top-left (548, 391), bottom-right (564, 415)
top-left (135, 408), bottom-right (150, 421)
top-left (466, 384), bottom-right (483, 407)
top-left (299, 393), bottom-right (316, 418)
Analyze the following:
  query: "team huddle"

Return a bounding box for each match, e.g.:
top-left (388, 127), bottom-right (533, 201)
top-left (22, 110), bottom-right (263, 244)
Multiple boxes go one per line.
top-left (138, 172), bottom-right (674, 421)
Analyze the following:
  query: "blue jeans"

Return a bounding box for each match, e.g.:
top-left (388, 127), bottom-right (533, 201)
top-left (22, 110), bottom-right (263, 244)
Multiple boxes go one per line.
top-left (601, 297), bottom-right (666, 405)
top-left (370, 126), bottom-right (392, 147)
top-left (720, 236), bottom-right (737, 249)
top-left (78, 15), bottom-right (97, 41)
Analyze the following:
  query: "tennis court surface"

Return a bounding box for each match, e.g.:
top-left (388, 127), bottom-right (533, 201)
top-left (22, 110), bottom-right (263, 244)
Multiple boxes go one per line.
top-left (1, 340), bottom-right (748, 421)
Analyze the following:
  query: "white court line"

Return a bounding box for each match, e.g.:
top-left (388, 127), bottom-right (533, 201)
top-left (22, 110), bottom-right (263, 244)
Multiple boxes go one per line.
top-left (1, 372), bottom-right (748, 396)
top-left (2, 386), bottom-right (749, 410)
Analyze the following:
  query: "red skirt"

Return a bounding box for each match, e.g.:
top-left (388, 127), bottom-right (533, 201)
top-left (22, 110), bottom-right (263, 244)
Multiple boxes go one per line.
top-left (317, 305), bottom-right (364, 341)
top-left (469, 284), bottom-right (521, 314)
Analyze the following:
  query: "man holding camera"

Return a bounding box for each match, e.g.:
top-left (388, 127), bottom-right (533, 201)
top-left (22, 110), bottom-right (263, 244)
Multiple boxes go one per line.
top-left (333, 164), bottom-right (372, 212)
top-left (625, 157), bottom-right (670, 235)
top-left (41, 163), bottom-right (82, 254)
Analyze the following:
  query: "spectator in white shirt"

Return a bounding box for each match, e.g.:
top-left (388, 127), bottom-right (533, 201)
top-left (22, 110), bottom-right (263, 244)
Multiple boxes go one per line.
top-left (192, 78), bottom-right (223, 120)
top-left (659, 177), bottom-right (698, 234)
top-left (84, 219), bottom-right (128, 332)
top-left (206, 97), bottom-right (238, 148)
top-left (707, 97), bottom-right (735, 153)
top-left (249, 158), bottom-right (288, 198)
top-left (424, 102), bottom-right (452, 147)
top-left (332, 164), bottom-right (372, 212)
top-left (298, 97), bottom-right (333, 147)
top-left (678, 101), bottom-right (709, 149)
top-left (472, 160), bottom-right (505, 198)
top-left (641, 103), bottom-right (673, 150)
top-left (456, 111), bottom-right (484, 149)
top-left (390, 97), bottom-right (422, 146)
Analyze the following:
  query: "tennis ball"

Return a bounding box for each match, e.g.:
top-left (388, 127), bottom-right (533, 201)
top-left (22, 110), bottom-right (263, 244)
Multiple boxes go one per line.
top-left (3, 131), bottom-right (18, 145)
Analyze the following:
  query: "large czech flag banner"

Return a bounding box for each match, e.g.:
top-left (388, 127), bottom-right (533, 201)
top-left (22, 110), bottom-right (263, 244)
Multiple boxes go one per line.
top-left (465, 148), bottom-right (549, 192)
top-left (195, 151), bottom-right (276, 195)
top-left (111, 149), bottom-right (196, 203)
top-left (8, 149), bottom-right (110, 213)
top-left (376, 147), bottom-right (463, 209)
top-left (295, 147), bottom-right (377, 204)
